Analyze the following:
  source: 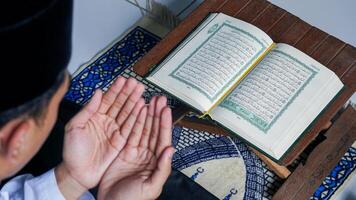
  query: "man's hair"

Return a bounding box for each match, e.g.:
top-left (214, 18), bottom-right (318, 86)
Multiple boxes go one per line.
top-left (0, 71), bottom-right (66, 128)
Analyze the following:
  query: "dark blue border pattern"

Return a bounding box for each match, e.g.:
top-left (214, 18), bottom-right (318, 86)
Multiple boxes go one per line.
top-left (65, 26), bottom-right (160, 105)
top-left (311, 146), bottom-right (356, 199)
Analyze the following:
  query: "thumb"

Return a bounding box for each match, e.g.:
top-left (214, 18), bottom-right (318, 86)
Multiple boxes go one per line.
top-left (145, 146), bottom-right (174, 194)
top-left (68, 90), bottom-right (103, 127)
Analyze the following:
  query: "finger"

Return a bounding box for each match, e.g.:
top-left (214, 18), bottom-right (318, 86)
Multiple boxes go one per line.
top-left (110, 98), bottom-right (145, 151)
top-left (68, 90), bottom-right (102, 127)
top-left (149, 96), bottom-right (167, 152)
top-left (139, 96), bottom-right (157, 148)
top-left (98, 76), bottom-right (126, 114)
top-left (116, 82), bottom-right (145, 125)
top-left (107, 77), bottom-right (138, 118)
top-left (118, 98), bottom-right (145, 140)
top-left (155, 107), bottom-right (172, 156)
top-left (145, 147), bottom-right (174, 191)
top-left (126, 106), bottom-right (147, 147)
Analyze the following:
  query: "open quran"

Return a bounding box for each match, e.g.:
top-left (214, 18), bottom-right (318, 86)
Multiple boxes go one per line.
top-left (145, 13), bottom-right (344, 161)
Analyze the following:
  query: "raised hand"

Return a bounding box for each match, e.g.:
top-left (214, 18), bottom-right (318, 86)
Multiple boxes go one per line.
top-left (98, 96), bottom-right (175, 200)
top-left (56, 77), bottom-right (147, 198)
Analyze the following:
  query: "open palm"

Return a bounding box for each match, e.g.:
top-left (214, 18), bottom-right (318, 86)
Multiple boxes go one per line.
top-left (98, 96), bottom-right (174, 200)
top-left (60, 77), bottom-right (146, 189)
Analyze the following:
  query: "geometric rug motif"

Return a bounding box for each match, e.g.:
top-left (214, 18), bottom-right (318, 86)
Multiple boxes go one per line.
top-left (64, 26), bottom-right (282, 200)
top-left (65, 26), bottom-right (161, 105)
top-left (311, 142), bottom-right (356, 200)
top-left (172, 127), bottom-right (265, 200)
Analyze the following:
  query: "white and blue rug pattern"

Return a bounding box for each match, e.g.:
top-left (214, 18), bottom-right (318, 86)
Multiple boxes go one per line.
top-left (65, 26), bottom-right (180, 108)
top-left (311, 144), bottom-right (356, 199)
top-left (172, 127), bottom-right (265, 199)
top-left (66, 27), bottom-right (161, 105)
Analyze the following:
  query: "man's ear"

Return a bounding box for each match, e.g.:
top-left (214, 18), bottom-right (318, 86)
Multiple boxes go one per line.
top-left (0, 119), bottom-right (30, 162)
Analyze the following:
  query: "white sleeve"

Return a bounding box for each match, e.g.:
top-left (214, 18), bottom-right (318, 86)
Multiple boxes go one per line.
top-left (0, 169), bottom-right (95, 200)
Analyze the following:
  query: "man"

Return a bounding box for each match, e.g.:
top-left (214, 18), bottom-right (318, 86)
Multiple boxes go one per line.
top-left (0, 0), bottom-right (174, 199)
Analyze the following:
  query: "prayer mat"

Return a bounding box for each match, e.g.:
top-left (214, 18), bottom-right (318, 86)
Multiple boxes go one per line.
top-left (65, 25), bottom-right (282, 199)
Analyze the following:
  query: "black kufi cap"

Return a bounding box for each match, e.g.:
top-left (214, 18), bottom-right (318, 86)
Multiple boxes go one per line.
top-left (0, 0), bottom-right (73, 113)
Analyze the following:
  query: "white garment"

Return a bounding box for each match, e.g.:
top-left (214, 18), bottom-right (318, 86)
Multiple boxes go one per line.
top-left (0, 169), bottom-right (95, 200)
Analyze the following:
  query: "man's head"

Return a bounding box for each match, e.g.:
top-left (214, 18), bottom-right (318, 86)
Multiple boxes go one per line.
top-left (0, 71), bottom-right (69, 179)
top-left (0, 0), bottom-right (73, 180)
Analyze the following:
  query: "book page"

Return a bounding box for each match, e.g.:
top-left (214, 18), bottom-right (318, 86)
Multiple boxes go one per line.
top-left (147, 13), bottom-right (273, 112)
top-left (211, 44), bottom-right (343, 159)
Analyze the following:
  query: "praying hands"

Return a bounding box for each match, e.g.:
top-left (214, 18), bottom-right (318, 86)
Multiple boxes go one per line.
top-left (55, 77), bottom-right (174, 200)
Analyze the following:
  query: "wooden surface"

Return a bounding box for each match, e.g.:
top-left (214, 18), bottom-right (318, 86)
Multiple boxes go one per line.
top-left (273, 106), bottom-right (356, 200)
top-left (133, 0), bottom-right (356, 166)
top-left (251, 148), bottom-right (291, 179)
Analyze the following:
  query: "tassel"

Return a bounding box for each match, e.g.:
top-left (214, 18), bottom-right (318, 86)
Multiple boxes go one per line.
top-left (125, 0), bottom-right (181, 30)
top-left (146, 0), bottom-right (181, 30)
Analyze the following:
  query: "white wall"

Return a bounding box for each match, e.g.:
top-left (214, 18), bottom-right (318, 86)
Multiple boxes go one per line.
top-left (68, 0), bottom-right (142, 74)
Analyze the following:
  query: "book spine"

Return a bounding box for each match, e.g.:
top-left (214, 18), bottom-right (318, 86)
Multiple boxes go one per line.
top-left (202, 42), bottom-right (277, 118)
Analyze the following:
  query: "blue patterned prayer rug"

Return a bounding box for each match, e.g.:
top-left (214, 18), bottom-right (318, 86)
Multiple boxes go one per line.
top-left (64, 26), bottom-right (282, 199)
top-left (311, 142), bottom-right (356, 200)
top-left (66, 26), bottom-right (166, 105)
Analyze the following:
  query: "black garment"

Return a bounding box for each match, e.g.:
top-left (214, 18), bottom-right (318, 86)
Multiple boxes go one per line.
top-left (6, 100), bottom-right (217, 200)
